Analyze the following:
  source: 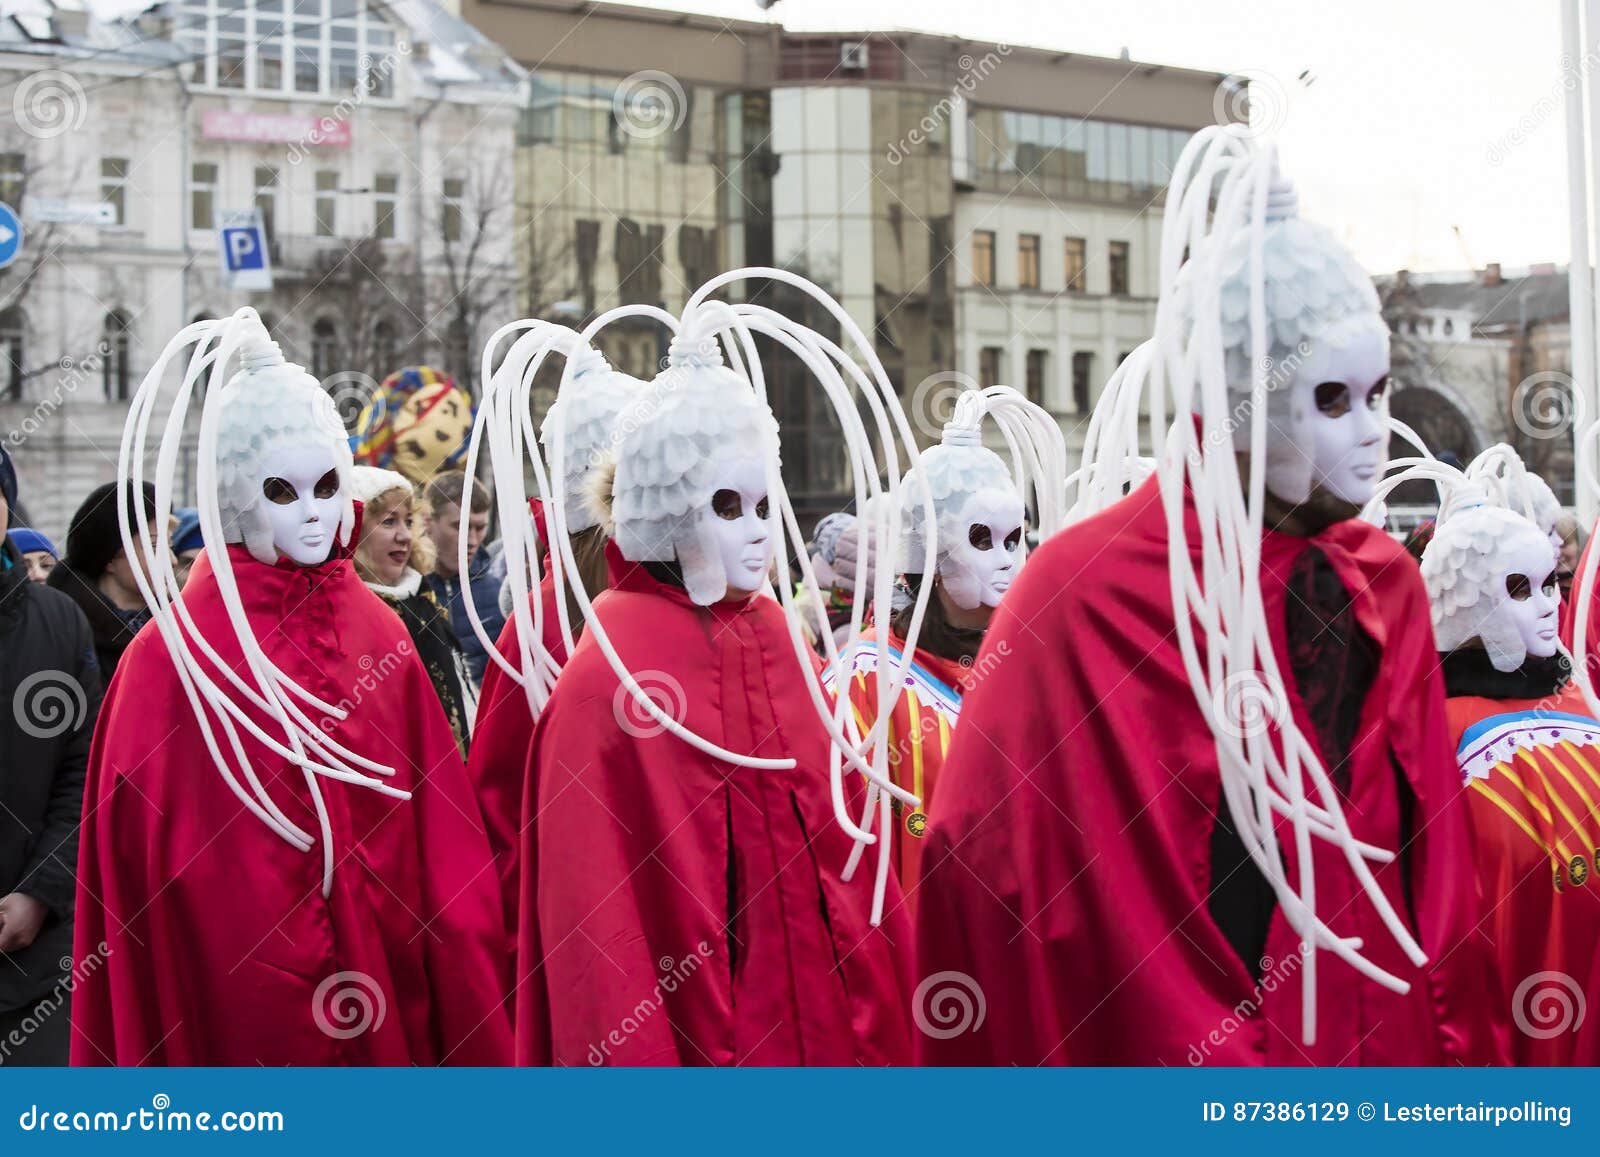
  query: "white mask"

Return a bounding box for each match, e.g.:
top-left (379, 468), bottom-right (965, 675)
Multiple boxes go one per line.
top-left (1488, 534), bottom-right (1562, 666)
top-left (1278, 314), bottom-right (1390, 507)
top-left (259, 444), bottom-right (344, 566)
top-left (705, 456), bottom-right (772, 599)
top-left (939, 488), bottom-right (1025, 611)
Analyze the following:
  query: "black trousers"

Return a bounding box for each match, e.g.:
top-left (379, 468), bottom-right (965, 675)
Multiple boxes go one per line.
top-left (0, 991), bottom-right (71, 1066)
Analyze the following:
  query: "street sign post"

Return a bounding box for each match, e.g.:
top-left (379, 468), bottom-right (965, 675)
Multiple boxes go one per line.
top-left (214, 207), bottom-right (273, 292)
top-left (0, 202), bottom-right (23, 270)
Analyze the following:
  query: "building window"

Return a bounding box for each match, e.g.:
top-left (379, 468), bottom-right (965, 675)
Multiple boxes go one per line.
top-left (101, 158), bottom-right (128, 226)
top-left (190, 162), bottom-right (218, 231)
top-left (254, 165), bottom-right (278, 241)
top-left (971, 229), bottom-right (995, 287)
top-left (1065, 236), bottom-right (1086, 292)
top-left (103, 310), bottom-right (132, 401)
top-left (0, 153), bottom-right (23, 208)
top-left (1072, 350), bottom-right (1094, 413)
top-left (1018, 233), bottom-right (1040, 290)
top-left (442, 177), bottom-right (465, 243)
top-left (1108, 240), bottom-right (1130, 296)
top-left (315, 170), bottom-right (338, 237)
top-left (173, 0), bottom-right (398, 99)
top-left (373, 318), bottom-right (397, 372)
top-left (0, 309), bottom-right (22, 402)
top-left (1026, 349), bottom-right (1048, 407)
top-left (373, 172), bottom-right (398, 240)
top-left (978, 346), bottom-right (1003, 389)
top-left (311, 317), bottom-right (338, 379)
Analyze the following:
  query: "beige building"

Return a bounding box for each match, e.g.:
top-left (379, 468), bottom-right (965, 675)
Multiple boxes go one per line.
top-left (458, 0), bottom-right (1226, 518)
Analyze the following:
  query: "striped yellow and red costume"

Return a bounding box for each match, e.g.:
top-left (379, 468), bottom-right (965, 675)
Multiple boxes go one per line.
top-left (1447, 681), bottom-right (1600, 1064)
top-left (825, 627), bottom-right (979, 895)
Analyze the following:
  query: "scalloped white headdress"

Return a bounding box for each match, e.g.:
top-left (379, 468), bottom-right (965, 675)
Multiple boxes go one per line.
top-left (538, 352), bottom-right (647, 534)
top-left (214, 341), bottom-right (356, 564)
top-left (610, 341), bottom-right (781, 606)
top-left (1423, 499), bottom-right (1554, 671)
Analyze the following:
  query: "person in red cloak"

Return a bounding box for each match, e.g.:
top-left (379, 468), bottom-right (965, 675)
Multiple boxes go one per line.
top-left (72, 312), bottom-right (510, 1065)
top-left (825, 387), bottom-right (1058, 896)
top-left (466, 344), bottom-right (642, 945)
top-left (513, 341), bottom-right (914, 1066)
top-left (1424, 499), bottom-right (1600, 1065)
top-left (914, 132), bottom-right (1506, 1066)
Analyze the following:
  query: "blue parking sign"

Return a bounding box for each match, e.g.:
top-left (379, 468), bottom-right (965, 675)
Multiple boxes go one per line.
top-left (0, 202), bottom-right (22, 270)
top-left (222, 226), bottom-right (265, 271)
top-left (213, 207), bottom-right (273, 290)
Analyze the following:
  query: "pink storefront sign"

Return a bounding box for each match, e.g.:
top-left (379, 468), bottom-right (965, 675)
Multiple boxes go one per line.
top-left (200, 110), bottom-right (352, 148)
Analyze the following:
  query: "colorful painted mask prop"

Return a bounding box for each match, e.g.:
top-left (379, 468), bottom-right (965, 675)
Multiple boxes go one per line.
top-left (1067, 128), bottom-right (1424, 1045)
top-left (118, 308), bottom-right (404, 895)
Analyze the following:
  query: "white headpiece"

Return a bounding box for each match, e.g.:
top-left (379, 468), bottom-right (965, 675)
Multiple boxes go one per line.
top-left (119, 309), bottom-right (406, 897)
top-left (1456, 444), bottom-right (1562, 547)
top-left (539, 353), bottom-right (646, 534)
top-left (900, 386), bottom-right (1065, 609)
top-left (348, 465), bottom-right (413, 507)
top-left (1068, 128), bottom-right (1424, 1046)
top-left (609, 345), bottom-right (781, 605)
top-left (1423, 498), bottom-right (1561, 671)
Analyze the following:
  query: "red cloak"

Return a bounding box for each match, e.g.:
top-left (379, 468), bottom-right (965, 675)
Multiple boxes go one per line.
top-left (915, 477), bottom-right (1507, 1066)
top-left (513, 563), bottom-right (915, 1065)
top-left (467, 499), bottom-right (621, 943)
top-left (72, 543), bottom-right (512, 1065)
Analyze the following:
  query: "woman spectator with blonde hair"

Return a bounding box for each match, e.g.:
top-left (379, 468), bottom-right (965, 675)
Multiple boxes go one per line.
top-left (350, 466), bottom-right (476, 755)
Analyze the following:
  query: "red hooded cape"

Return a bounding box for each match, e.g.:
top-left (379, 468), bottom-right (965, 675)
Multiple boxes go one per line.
top-left (915, 477), bottom-right (1507, 1066)
top-left (72, 543), bottom-right (512, 1065)
top-left (513, 562), bottom-right (915, 1066)
top-left (467, 499), bottom-right (628, 944)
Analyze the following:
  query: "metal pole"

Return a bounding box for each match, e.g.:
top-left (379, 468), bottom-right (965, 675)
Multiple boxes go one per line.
top-left (1567, 0), bottom-right (1597, 522)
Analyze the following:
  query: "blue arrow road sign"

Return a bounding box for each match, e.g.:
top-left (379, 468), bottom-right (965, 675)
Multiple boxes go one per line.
top-left (0, 202), bottom-right (22, 270)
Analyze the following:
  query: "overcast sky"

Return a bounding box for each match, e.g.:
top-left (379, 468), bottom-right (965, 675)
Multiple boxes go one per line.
top-left (607, 0), bottom-right (1579, 276)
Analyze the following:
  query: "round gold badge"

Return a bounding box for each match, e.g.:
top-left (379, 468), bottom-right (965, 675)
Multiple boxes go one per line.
top-left (905, 811), bottom-right (928, 838)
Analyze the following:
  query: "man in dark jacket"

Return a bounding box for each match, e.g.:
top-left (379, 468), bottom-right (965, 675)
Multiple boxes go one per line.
top-left (0, 446), bottom-right (102, 1065)
top-left (47, 481), bottom-right (164, 681)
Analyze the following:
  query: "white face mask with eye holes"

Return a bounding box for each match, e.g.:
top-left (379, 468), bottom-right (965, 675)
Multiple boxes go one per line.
top-left (259, 444), bottom-right (344, 567)
top-left (1287, 315), bottom-right (1392, 507)
top-left (1490, 534), bottom-right (1562, 667)
top-left (705, 455), bottom-right (773, 599)
top-left (939, 487), bottom-right (1026, 611)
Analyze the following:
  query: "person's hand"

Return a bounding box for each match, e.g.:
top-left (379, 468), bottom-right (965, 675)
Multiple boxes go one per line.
top-left (0, 892), bottom-right (48, 953)
top-left (831, 525), bottom-right (876, 599)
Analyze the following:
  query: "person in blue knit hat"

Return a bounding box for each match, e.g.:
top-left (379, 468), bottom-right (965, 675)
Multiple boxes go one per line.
top-left (5, 527), bottom-right (56, 584)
